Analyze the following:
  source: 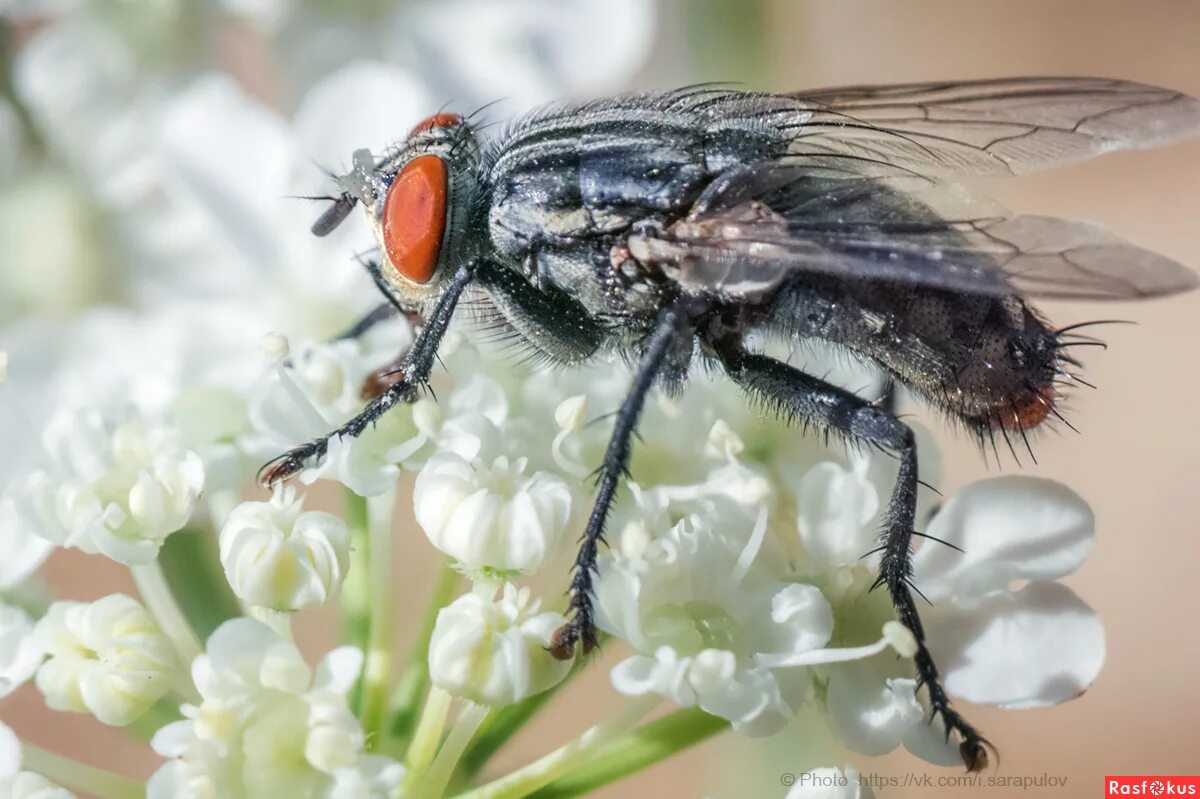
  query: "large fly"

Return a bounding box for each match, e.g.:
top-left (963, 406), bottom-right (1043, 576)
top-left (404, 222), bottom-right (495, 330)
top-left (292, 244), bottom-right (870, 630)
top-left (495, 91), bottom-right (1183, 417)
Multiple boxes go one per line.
top-left (259, 77), bottom-right (1200, 770)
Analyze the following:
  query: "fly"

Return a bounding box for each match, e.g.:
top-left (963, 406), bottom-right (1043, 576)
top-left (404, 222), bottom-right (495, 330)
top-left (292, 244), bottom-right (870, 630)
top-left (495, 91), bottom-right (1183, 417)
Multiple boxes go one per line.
top-left (259, 77), bottom-right (1200, 770)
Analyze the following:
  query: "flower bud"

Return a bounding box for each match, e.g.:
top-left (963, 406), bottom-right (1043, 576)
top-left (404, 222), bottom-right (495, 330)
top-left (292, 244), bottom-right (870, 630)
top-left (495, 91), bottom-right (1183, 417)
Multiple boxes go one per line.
top-left (219, 487), bottom-right (350, 611)
top-left (33, 595), bottom-right (176, 726)
top-left (428, 584), bottom-right (572, 705)
top-left (414, 452), bottom-right (572, 574)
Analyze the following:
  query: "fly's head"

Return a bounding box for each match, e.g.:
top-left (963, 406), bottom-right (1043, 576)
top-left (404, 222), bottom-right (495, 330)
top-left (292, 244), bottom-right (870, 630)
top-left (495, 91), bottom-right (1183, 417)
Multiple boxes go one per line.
top-left (313, 112), bottom-right (485, 308)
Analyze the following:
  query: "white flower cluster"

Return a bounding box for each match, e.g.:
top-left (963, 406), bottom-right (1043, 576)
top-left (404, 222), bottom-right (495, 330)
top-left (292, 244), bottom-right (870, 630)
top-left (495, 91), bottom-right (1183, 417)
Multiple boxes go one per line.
top-left (3, 407), bottom-right (204, 565)
top-left (148, 619), bottom-right (402, 798)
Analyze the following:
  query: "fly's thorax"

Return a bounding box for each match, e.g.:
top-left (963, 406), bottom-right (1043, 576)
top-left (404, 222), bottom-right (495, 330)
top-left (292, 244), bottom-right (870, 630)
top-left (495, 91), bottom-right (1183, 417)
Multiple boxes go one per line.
top-left (339, 114), bottom-right (487, 307)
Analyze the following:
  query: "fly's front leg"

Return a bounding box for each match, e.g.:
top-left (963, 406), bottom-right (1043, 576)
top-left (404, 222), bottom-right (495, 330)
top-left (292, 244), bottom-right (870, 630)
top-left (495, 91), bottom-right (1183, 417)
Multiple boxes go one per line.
top-left (548, 301), bottom-right (697, 659)
top-left (333, 302), bottom-right (401, 342)
top-left (716, 344), bottom-right (990, 772)
top-left (258, 265), bottom-right (473, 485)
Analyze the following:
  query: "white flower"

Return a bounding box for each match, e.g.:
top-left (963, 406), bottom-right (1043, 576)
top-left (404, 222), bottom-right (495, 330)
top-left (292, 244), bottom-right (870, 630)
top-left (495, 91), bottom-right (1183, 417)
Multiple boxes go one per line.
top-left (4, 407), bottom-right (204, 564)
top-left (0, 772), bottom-right (78, 799)
top-left (0, 721), bottom-right (17, 779)
top-left (596, 506), bottom-right (901, 737)
top-left (149, 619), bottom-right (402, 798)
top-left (33, 594), bottom-right (177, 726)
top-left (785, 766), bottom-right (875, 799)
top-left (219, 487), bottom-right (350, 611)
top-left (428, 583), bottom-right (572, 706)
top-left (415, 452), bottom-right (574, 575)
top-left (0, 602), bottom-right (41, 699)
top-left (913, 476), bottom-right (1102, 707)
top-left (245, 333), bottom-right (425, 496)
top-left (0, 498), bottom-right (52, 592)
top-left (819, 475), bottom-right (1102, 763)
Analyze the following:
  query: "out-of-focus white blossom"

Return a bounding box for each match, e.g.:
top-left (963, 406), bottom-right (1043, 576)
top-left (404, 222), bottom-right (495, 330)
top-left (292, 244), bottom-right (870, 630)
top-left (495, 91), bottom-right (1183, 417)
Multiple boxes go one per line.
top-left (0, 771), bottom-right (78, 799)
top-left (33, 594), bottom-right (176, 726)
top-left (0, 498), bottom-right (52, 593)
top-left (219, 487), bottom-right (350, 611)
top-left (0, 720), bottom-right (17, 779)
top-left (0, 602), bottom-right (41, 699)
top-left (148, 619), bottom-right (402, 798)
top-left (4, 407), bottom-right (204, 564)
top-left (428, 583), bottom-right (572, 706)
top-left (415, 453), bottom-right (574, 575)
top-left (0, 721), bottom-right (77, 798)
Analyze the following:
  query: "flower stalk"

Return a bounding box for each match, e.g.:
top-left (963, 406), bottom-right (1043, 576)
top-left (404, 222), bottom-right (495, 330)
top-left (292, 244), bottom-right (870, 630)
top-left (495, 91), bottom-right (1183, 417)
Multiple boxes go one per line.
top-left (131, 560), bottom-right (202, 669)
top-left (22, 744), bottom-right (143, 799)
top-left (359, 488), bottom-right (398, 741)
top-left (451, 695), bottom-right (661, 799)
top-left (388, 558), bottom-right (462, 750)
top-left (527, 707), bottom-right (731, 799)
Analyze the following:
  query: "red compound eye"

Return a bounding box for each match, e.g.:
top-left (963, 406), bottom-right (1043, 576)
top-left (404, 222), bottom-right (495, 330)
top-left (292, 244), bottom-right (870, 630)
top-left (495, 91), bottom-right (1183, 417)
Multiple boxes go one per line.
top-left (408, 112), bottom-right (464, 138)
top-left (381, 154), bottom-right (447, 285)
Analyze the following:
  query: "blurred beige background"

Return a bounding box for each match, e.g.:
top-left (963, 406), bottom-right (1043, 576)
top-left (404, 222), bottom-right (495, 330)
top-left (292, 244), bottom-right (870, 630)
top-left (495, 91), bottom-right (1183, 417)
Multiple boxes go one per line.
top-left (5, 1), bottom-right (1199, 797)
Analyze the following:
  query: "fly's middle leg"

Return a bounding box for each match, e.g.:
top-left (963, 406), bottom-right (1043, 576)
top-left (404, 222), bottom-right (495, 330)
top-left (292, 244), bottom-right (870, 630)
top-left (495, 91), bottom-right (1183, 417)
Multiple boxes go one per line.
top-left (714, 342), bottom-right (990, 772)
top-left (548, 301), bottom-right (697, 660)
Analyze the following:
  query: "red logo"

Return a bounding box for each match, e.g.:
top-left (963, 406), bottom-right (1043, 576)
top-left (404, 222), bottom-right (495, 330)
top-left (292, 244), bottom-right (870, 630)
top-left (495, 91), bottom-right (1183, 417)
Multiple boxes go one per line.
top-left (1106, 777), bottom-right (1200, 796)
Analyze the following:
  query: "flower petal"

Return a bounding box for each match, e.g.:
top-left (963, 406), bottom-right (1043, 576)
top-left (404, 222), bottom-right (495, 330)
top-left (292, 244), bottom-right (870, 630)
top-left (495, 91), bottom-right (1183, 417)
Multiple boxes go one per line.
top-left (915, 476), bottom-right (1093, 600)
top-left (825, 662), bottom-right (923, 756)
top-left (927, 581), bottom-right (1105, 709)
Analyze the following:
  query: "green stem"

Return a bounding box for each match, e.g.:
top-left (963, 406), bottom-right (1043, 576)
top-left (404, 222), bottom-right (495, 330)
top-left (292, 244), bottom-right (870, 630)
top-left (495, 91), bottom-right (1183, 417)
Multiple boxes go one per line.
top-left (22, 745), bottom-right (143, 799)
top-left (131, 560), bottom-right (203, 668)
top-left (343, 492), bottom-right (371, 710)
top-left (457, 655), bottom-right (586, 780)
top-left (359, 489), bottom-right (397, 743)
top-left (156, 528), bottom-right (242, 643)
top-left (527, 707), bottom-right (730, 799)
top-left (386, 560), bottom-right (461, 749)
top-left (406, 686), bottom-right (453, 775)
top-left (450, 696), bottom-right (660, 799)
top-left (416, 702), bottom-right (490, 798)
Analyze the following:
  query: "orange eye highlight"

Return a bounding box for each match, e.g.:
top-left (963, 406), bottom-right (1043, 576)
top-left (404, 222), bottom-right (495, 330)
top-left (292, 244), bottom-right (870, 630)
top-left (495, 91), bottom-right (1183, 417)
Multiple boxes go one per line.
top-left (408, 112), bottom-right (464, 138)
top-left (382, 154), bottom-right (448, 285)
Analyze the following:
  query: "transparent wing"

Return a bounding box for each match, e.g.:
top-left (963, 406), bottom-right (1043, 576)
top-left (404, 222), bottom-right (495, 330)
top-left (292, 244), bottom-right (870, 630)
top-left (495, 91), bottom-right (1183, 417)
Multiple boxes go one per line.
top-left (629, 163), bottom-right (1198, 300)
top-left (786, 76), bottom-right (1200, 177)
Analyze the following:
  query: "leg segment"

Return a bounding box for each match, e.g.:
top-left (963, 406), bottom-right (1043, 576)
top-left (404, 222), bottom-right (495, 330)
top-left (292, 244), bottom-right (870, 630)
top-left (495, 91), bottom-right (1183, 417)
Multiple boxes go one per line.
top-left (259, 265), bottom-right (474, 485)
top-left (548, 303), bottom-right (696, 659)
top-left (716, 344), bottom-right (989, 771)
top-left (334, 302), bottom-right (398, 342)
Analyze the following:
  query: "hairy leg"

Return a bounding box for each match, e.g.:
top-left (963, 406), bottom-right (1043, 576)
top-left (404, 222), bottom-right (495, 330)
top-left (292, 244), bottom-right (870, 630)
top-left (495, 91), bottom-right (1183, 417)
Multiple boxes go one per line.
top-left (716, 342), bottom-right (989, 771)
top-left (259, 264), bottom-right (473, 485)
top-left (548, 302), bottom-right (697, 659)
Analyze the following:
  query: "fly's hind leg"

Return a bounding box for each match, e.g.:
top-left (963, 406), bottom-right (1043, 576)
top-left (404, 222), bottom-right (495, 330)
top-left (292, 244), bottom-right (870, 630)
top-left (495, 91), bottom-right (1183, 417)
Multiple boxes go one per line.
top-left (715, 341), bottom-right (990, 771)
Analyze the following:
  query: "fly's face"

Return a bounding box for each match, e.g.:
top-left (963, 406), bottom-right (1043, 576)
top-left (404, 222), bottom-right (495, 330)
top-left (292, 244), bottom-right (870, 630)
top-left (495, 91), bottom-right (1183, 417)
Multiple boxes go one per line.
top-left (315, 113), bottom-right (484, 308)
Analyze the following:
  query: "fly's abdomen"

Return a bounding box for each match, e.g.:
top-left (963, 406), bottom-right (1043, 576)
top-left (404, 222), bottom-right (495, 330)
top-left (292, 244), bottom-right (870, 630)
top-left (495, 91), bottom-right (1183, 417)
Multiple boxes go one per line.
top-left (768, 277), bottom-right (1063, 433)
